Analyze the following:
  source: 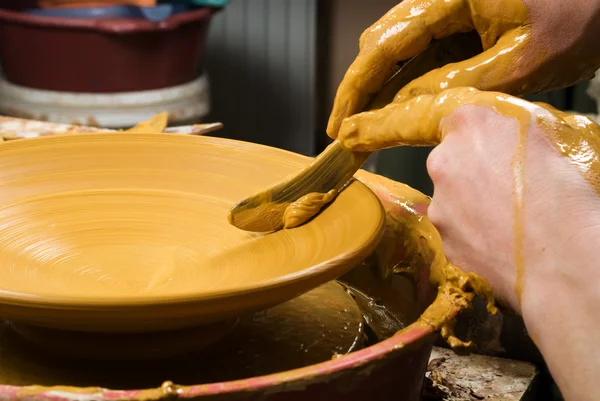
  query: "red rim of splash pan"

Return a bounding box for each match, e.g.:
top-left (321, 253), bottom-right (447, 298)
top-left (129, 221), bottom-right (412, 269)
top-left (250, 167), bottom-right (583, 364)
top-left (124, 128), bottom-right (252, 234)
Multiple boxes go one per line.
top-left (0, 316), bottom-right (446, 400)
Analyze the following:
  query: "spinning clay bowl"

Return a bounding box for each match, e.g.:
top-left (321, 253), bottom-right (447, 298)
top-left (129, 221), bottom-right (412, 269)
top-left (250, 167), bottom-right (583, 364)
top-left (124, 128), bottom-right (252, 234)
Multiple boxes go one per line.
top-left (0, 129), bottom-right (469, 401)
top-left (0, 133), bottom-right (385, 333)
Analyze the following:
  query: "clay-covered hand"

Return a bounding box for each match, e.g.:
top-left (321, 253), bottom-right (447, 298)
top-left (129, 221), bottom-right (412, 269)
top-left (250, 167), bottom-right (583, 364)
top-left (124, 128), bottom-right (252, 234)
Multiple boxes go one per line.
top-left (327, 0), bottom-right (600, 137)
top-left (344, 87), bottom-right (600, 401)
top-left (350, 169), bottom-right (497, 349)
top-left (339, 86), bottom-right (600, 303)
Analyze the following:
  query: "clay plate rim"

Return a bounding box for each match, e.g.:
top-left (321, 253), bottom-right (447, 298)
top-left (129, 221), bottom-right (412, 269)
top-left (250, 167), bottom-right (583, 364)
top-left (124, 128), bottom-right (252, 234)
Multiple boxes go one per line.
top-left (0, 133), bottom-right (386, 309)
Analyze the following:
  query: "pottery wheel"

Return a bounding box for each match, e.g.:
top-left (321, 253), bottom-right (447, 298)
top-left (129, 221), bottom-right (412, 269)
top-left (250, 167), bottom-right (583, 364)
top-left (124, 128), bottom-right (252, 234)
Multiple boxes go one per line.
top-left (0, 281), bottom-right (364, 388)
top-left (0, 133), bottom-right (384, 332)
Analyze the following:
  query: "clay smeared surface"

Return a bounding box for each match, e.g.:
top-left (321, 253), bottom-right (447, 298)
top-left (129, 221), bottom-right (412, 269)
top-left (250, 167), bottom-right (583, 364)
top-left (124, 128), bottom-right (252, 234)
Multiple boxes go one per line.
top-left (283, 190), bottom-right (338, 229)
top-left (340, 86), bottom-right (600, 306)
top-left (0, 133), bottom-right (384, 332)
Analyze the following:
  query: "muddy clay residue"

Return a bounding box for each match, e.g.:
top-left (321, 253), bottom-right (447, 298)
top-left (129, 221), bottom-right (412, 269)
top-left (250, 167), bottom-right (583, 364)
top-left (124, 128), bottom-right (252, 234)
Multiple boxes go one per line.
top-left (535, 104), bottom-right (600, 195)
top-left (283, 190), bottom-right (338, 229)
top-left (339, 85), bottom-right (600, 307)
top-left (328, 0), bottom-right (600, 138)
top-left (339, 88), bottom-right (533, 305)
top-left (329, 0), bottom-right (600, 307)
top-left (354, 169), bottom-right (497, 350)
top-left (124, 112), bottom-right (169, 133)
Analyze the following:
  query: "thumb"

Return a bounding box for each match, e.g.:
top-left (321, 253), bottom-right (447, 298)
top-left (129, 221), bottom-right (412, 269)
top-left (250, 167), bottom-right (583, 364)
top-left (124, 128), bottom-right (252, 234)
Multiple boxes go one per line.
top-left (338, 87), bottom-right (483, 151)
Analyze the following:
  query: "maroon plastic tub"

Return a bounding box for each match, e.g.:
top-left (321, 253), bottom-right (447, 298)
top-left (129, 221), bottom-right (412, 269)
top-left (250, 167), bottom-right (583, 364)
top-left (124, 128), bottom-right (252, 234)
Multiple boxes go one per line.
top-left (0, 1), bottom-right (38, 11)
top-left (0, 8), bottom-right (214, 92)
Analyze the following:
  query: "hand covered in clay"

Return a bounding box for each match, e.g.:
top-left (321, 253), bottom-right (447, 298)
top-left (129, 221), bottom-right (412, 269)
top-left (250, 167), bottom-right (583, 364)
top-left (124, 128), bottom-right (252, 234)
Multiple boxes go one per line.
top-left (327, 0), bottom-right (600, 136)
top-left (349, 169), bottom-right (496, 349)
top-left (342, 87), bottom-right (600, 401)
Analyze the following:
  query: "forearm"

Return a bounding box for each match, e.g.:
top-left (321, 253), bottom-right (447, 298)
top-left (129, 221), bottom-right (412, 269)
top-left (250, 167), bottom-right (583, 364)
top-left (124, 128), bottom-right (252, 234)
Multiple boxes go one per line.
top-left (522, 234), bottom-right (600, 401)
top-left (524, 291), bottom-right (600, 400)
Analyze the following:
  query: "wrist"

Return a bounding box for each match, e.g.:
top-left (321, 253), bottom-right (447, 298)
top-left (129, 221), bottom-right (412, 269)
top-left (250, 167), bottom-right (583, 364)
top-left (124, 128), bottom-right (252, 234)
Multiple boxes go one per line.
top-left (521, 227), bottom-right (600, 337)
top-left (519, 247), bottom-right (600, 401)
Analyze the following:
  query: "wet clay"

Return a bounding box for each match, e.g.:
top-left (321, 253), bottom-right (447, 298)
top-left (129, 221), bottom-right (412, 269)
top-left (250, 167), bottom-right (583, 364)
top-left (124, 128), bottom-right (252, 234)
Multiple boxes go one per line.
top-left (124, 112), bottom-right (169, 133)
top-left (227, 31), bottom-right (486, 234)
top-left (328, 0), bottom-right (600, 307)
top-left (0, 133), bottom-right (384, 332)
top-left (353, 170), bottom-right (496, 349)
top-left (341, 86), bottom-right (600, 306)
top-left (535, 104), bottom-right (600, 194)
top-left (327, 0), bottom-right (600, 136)
top-left (227, 141), bottom-right (372, 233)
top-left (283, 190), bottom-right (337, 229)
top-left (0, 128), bottom-right (492, 397)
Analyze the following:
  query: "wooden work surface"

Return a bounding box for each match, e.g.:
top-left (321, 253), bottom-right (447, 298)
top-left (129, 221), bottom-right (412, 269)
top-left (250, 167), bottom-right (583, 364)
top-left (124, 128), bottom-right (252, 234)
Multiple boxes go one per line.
top-left (423, 347), bottom-right (543, 401)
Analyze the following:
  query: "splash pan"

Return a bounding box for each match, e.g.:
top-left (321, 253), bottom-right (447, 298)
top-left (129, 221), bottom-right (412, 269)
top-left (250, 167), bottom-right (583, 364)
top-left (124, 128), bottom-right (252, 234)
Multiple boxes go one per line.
top-left (0, 133), bottom-right (384, 333)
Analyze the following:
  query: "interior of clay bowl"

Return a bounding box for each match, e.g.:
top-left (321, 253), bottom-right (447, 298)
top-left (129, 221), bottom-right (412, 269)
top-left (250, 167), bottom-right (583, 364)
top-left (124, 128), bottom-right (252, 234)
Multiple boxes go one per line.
top-left (0, 133), bottom-right (385, 333)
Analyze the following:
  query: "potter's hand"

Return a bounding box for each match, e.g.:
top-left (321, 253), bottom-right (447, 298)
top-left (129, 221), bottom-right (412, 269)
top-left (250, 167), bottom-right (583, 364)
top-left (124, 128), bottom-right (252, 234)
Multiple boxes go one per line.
top-left (327, 0), bottom-right (600, 137)
top-left (353, 169), bottom-right (496, 349)
top-left (345, 86), bottom-right (600, 401)
top-left (338, 86), bottom-right (600, 305)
